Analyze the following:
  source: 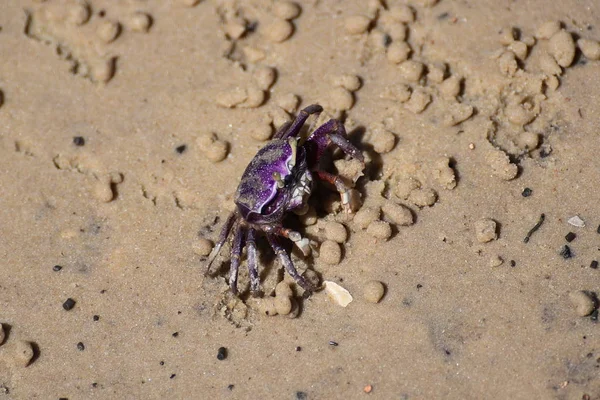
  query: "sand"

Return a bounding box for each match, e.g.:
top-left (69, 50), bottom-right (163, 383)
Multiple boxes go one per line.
top-left (1, 0), bottom-right (600, 398)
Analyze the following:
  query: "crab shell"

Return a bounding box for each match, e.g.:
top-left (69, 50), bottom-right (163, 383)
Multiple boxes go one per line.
top-left (234, 138), bottom-right (313, 225)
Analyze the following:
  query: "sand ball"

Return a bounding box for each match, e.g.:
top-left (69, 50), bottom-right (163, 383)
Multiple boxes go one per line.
top-left (569, 291), bottom-right (596, 317)
top-left (344, 15), bottom-right (371, 34)
top-left (353, 207), bottom-right (380, 230)
top-left (320, 240), bottom-right (342, 265)
top-left (363, 280), bottom-right (385, 303)
top-left (264, 19), bottom-right (294, 43)
top-left (193, 238), bottom-right (213, 256)
top-left (325, 221), bottom-right (348, 243)
top-left (474, 218), bottom-right (498, 243)
top-left (366, 220), bottom-right (392, 241)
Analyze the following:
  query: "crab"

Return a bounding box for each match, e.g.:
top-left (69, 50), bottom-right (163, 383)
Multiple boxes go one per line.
top-left (204, 104), bottom-right (364, 296)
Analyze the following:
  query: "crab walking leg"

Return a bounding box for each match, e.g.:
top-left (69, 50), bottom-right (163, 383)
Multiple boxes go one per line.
top-left (228, 223), bottom-right (246, 294)
top-left (204, 212), bottom-right (237, 275)
top-left (245, 228), bottom-right (260, 294)
top-left (280, 104), bottom-right (324, 140)
top-left (267, 235), bottom-right (313, 293)
top-left (305, 119), bottom-right (364, 166)
top-left (314, 170), bottom-right (354, 212)
top-left (261, 224), bottom-right (310, 255)
top-left (272, 121), bottom-right (292, 140)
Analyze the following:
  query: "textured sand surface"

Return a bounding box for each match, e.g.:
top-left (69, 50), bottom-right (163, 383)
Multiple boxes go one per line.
top-left (1, 0), bottom-right (600, 398)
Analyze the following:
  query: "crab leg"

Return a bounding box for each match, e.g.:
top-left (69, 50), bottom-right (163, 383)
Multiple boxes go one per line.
top-left (279, 104), bottom-right (324, 140)
top-left (305, 119), bottom-right (364, 167)
top-left (246, 228), bottom-right (260, 295)
top-left (267, 235), bottom-right (313, 293)
top-left (314, 170), bottom-right (354, 213)
top-left (204, 212), bottom-right (237, 275)
top-left (228, 223), bottom-right (245, 294)
top-left (261, 224), bottom-right (311, 255)
top-left (272, 121), bottom-right (292, 140)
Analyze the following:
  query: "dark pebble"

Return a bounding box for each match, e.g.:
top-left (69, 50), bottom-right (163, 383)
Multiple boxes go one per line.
top-left (73, 136), bottom-right (85, 146)
top-left (591, 309), bottom-right (599, 322)
top-left (295, 346), bottom-right (302, 352)
top-left (170, 374), bottom-right (176, 379)
top-left (63, 298), bottom-right (76, 311)
top-left (77, 342), bottom-right (85, 351)
top-left (565, 232), bottom-right (576, 242)
top-left (510, 260), bottom-right (516, 267)
top-left (217, 347), bottom-right (227, 360)
top-left (296, 392), bottom-right (307, 400)
top-left (175, 145), bottom-right (187, 154)
top-left (328, 341), bottom-right (338, 347)
top-left (227, 384), bottom-right (234, 391)
top-left (59, 398), bottom-right (68, 400)
top-left (416, 283), bottom-right (423, 290)
top-left (172, 332), bottom-right (179, 338)
top-left (591, 260), bottom-right (598, 269)
top-left (93, 315), bottom-right (100, 321)
top-left (560, 245), bottom-right (573, 259)
top-left (160, 361), bottom-right (165, 366)
top-left (597, 224), bottom-right (600, 234)
top-left (521, 188), bottom-right (532, 197)
top-left (53, 265), bottom-right (63, 272)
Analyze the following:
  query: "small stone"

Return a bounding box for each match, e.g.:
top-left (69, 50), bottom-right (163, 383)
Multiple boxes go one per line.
top-left (577, 38), bottom-right (600, 61)
top-left (536, 21), bottom-right (561, 40)
top-left (404, 89), bottom-right (431, 114)
top-left (323, 281), bottom-right (353, 307)
top-left (569, 291), bottom-right (596, 317)
top-left (274, 296), bottom-right (293, 315)
top-left (474, 218), bottom-right (498, 243)
top-left (549, 30), bottom-right (576, 68)
top-left (408, 187), bottom-right (437, 207)
top-left (565, 232), bottom-right (576, 242)
top-left (273, 1), bottom-right (301, 20)
top-left (567, 215), bottom-right (585, 228)
top-left (217, 347), bottom-right (227, 360)
top-left (489, 255), bottom-right (504, 267)
top-left (353, 207), bottom-right (380, 230)
top-left (386, 41), bottom-right (411, 64)
top-left (128, 12), bottom-right (152, 32)
top-left (264, 19), bottom-right (294, 43)
top-left (63, 298), bottom-right (76, 310)
top-left (382, 201), bottom-right (413, 226)
top-left (77, 342), bottom-right (85, 351)
top-left (193, 238), bottom-right (213, 257)
top-left (96, 20), bottom-right (121, 43)
top-left (319, 240), bottom-right (342, 265)
top-left (73, 136), bottom-right (85, 146)
top-left (398, 60), bottom-right (424, 82)
top-left (366, 220), bottom-right (392, 241)
top-left (344, 15), bottom-right (371, 35)
top-left (324, 221), bottom-right (347, 243)
top-left (363, 280), bottom-right (385, 303)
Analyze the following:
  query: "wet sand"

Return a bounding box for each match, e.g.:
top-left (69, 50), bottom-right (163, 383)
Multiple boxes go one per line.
top-left (1, 0), bottom-right (600, 398)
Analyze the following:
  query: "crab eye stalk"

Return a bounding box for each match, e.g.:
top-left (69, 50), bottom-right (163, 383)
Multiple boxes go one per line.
top-left (272, 172), bottom-right (285, 188)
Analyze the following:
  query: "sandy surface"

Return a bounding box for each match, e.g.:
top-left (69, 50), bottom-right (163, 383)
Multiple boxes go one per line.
top-left (1, 0), bottom-right (600, 398)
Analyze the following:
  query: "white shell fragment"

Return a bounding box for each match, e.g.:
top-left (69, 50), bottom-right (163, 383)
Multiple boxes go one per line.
top-left (323, 281), bottom-right (353, 307)
top-left (567, 215), bottom-right (585, 228)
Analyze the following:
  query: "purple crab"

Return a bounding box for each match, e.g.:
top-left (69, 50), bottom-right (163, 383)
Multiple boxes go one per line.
top-left (205, 104), bottom-right (364, 295)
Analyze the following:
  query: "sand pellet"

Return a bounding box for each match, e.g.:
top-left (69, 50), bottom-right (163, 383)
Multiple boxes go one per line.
top-left (486, 149), bottom-right (518, 180)
top-left (193, 237), bottom-right (213, 257)
top-left (97, 20), bottom-right (121, 43)
top-left (320, 240), bottom-right (342, 265)
top-left (93, 181), bottom-right (114, 202)
top-left (536, 20), bottom-right (561, 40)
top-left (264, 19), bottom-right (294, 42)
top-left (404, 89), bottom-right (431, 114)
top-left (439, 75), bottom-right (461, 99)
top-left (432, 157), bottom-right (457, 189)
top-left (325, 221), bottom-right (348, 243)
top-left (389, 5), bottom-right (414, 23)
top-left (497, 26), bottom-right (516, 45)
top-left (517, 131), bottom-right (539, 150)
top-left (67, 3), bottom-right (90, 25)
top-left (577, 38), bottom-right (600, 60)
top-left (368, 123), bottom-right (396, 154)
top-left (276, 93), bottom-right (299, 113)
top-left (286, 298), bottom-right (300, 318)
top-left (569, 290), bottom-right (596, 317)
top-left (332, 74), bottom-right (361, 92)
top-left (253, 66), bottom-right (277, 90)
top-left (387, 22), bottom-right (407, 41)
top-left (90, 58), bottom-right (116, 83)
top-left (399, 60), bottom-right (424, 82)
top-left (490, 255), bottom-right (504, 267)
top-left (380, 83), bottom-right (411, 102)
top-left (273, 1), bottom-right (301, 20)
top-left (363, 280), bottom-right (385, 303)
top-left (427, 63), bottom-right (446, 84)
top-left (257, 297), bottom-right (278, 316)
top-left (274, 295), bottom-right (293, 315)
top-left (408, 187), bottom-right (437, 207)
top-left (197, 133), bottom-right (229, 162)
top-left (387, 41), bottom-right (411, 64)
top-left (275, 281), bottom-right (293, 298)
top-left (243, 46), bottom-right (266, 62)
top-left (328, 87), bottom-right (354, 111)
top-left (12, 341), bottom-right (34, 367)
top-left (474, 218), bottom-right (498, 243)
top-left (539, 52), bottom-right (562, 76)
top-left (367, 220), bottom-right (392, 240)
top-left (546, 75), bottom-right (559, 91)
top-left (395, 177), bottom-right (420, 199)
top-left (443, 102), bottom-right (474, 127)
top-left (382, 201), bottom-right (413, 226)
top-left (300, 206), bottom-right (317, 225)
top-left (353, 207), bottom-right (380, 230)
top-left (505, 103), bottom-right (535, 126)
top-left (549, 30), bottom-right (575, 67)
top-left (250, 121), bottom-right (273, 141)
top-left (508, 41), bottom-right (528, 60)
top-left (225, 18), bottom-right (247, 39)
top-left (498, 51), bottom-right (518, 76)
top-left (128, 12), bottom-right (152, 32)
top-left (334, 158), bottom-right (364, 183)
top-left (345, 15), bottom-right (371, 35)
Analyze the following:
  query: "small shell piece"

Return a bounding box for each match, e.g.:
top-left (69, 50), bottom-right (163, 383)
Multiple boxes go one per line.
top-left (324, 281), bottom-right (353, 307)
